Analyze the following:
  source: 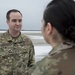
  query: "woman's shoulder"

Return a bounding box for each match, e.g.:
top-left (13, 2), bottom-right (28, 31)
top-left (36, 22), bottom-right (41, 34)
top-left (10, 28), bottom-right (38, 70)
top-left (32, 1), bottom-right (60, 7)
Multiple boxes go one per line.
top-left (28, 41), bottom-right (75, 75)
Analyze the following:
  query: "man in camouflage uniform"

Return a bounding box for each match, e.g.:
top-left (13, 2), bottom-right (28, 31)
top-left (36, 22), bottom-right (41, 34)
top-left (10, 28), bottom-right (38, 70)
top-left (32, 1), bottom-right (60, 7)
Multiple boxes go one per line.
top-left (0, 9), bottom-right (35, 75)
top-left (28, 0), bottom-right (75, 75)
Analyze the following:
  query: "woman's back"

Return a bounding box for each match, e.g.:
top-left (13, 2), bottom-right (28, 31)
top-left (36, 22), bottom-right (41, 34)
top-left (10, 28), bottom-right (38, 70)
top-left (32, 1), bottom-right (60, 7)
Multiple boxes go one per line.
top-left (28, 0), bottom-right (75, 75)
top-left (29, 40), bottom-right (75, 75)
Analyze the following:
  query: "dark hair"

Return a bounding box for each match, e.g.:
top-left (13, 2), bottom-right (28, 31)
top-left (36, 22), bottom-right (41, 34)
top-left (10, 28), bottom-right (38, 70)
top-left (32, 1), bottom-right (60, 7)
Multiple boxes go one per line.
top-left (6, 9), bottom-right (22, 20)
top-left (43, 0), bottom-right (75, 42)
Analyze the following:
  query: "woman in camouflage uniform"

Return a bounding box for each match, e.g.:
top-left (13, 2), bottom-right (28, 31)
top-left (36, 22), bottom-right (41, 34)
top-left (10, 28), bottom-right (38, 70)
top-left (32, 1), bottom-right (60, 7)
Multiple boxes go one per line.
top-left (28, 0), bottom-right (75, 75)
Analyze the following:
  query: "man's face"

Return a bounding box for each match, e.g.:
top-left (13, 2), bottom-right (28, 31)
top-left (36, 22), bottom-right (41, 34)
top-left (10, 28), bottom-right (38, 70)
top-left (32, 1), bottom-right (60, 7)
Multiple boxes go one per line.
top-left (7, 12), bottom-right (22, 32)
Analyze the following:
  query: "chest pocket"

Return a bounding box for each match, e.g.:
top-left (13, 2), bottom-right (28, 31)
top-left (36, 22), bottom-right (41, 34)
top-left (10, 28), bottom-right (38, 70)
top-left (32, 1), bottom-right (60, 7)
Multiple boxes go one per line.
top-left (0, 42), bottom-right (30, 65)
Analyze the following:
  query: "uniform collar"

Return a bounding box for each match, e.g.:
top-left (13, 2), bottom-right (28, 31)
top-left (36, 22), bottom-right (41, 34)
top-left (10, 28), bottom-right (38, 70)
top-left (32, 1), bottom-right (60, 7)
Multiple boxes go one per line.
top-left (49, 40), bottom-right (75, 55)
top-left (5, 30), bottom-right (21, 42)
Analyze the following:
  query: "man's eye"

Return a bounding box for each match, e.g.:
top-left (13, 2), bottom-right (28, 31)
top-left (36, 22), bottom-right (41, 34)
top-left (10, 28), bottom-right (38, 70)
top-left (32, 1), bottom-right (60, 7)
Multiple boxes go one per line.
top-left (19, 19), bottom-right (22, 22)
top-left (12, 19), bottom-right (17, 22)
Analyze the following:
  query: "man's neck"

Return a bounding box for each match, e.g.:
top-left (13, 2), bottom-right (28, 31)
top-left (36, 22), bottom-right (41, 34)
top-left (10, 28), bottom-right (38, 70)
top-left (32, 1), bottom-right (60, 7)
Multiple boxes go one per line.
top-left (8, 30), bottom-right (20, 37)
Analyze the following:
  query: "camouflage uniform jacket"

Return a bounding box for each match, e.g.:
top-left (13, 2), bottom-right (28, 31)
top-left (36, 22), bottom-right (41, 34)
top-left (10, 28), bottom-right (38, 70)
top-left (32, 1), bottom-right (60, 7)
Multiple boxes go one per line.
top-left (28, 40), bottom-right (75, 75)
top-left (0, 31), bottom-right (35, 75)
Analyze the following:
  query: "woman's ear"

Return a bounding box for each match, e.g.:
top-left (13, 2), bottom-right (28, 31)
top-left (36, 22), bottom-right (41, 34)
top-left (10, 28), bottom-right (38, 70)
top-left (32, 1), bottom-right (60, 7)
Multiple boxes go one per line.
top-left (46, 22), bottom-right (53, 35)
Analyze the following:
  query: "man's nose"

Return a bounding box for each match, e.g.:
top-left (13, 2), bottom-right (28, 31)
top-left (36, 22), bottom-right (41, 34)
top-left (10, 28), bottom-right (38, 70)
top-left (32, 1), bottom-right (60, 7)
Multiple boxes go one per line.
top-left (16, 21), bottom-right (20, 25)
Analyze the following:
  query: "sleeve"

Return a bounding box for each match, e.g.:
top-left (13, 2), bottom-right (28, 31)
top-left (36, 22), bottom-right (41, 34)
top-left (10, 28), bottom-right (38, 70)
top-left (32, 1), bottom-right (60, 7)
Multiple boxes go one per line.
top-left (28, 41), bottom-right (35, 68)
top-left (21, 34), bottom-right (35, 68)
top-left (28, 61), bottom-right (41, 75)
top-left (28, 55), bottom-right (61, 75)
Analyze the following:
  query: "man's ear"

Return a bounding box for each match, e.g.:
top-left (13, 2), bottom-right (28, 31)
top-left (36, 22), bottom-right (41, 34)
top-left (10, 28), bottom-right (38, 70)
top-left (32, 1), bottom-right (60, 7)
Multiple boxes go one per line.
top-left (6, 20), bottom-right (9, 26)
top-left (6, 20), bottom-right (8, 24)
top-left (46, 22), bottom-right (53, 35)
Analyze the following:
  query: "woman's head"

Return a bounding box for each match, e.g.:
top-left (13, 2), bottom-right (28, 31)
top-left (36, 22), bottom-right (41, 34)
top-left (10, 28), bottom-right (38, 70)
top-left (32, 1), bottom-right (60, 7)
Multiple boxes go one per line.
top-left (42, 0), bottom-right (75, 44)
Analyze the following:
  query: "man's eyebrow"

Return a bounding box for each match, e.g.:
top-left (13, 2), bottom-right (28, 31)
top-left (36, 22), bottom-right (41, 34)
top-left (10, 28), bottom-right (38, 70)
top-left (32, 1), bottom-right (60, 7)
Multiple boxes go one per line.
top-left (12, 19), bottom-right (17, 21)
top-left (12, 19), bottom-right (22, 20)
top-left (12, 19), bottom-right (22, 22)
